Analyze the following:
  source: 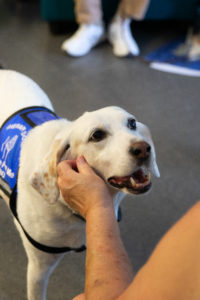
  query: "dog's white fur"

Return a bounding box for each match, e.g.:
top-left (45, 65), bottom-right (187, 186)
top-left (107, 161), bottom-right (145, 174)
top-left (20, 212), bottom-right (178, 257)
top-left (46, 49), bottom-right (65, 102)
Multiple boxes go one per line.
top-left (0, 70), bottom-right (159, 300)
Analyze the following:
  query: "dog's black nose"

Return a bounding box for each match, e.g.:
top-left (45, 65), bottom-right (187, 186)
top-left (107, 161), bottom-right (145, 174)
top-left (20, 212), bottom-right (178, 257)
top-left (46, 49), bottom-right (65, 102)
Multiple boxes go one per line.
top-left (129, 141), bottom-right (151, 162)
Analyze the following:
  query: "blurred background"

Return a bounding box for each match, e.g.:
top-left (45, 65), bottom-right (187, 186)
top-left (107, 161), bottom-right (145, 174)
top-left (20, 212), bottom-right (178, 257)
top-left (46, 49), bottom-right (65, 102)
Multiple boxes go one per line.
top-left (0, 0), bottom-right (199, 299)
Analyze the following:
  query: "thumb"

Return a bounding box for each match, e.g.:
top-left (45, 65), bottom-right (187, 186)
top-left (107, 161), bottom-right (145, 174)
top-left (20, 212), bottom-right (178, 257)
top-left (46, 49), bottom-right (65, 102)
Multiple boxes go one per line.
top-left (57, 160), bottom-right (77, 178)
top-left (76, 156), bottom-right (95, 175)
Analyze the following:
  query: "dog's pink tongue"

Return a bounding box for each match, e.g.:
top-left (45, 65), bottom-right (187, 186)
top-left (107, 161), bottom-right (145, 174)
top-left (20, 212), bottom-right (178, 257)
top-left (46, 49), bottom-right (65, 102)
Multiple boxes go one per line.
top-left (110, 169), bottom-right (147, 185)
top-left (118, 175), bottom-right (131, 183)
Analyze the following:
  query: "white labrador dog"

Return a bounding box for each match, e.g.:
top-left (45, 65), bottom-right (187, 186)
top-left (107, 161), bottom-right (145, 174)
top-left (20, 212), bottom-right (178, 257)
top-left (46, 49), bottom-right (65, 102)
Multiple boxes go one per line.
top-left (0, 70), bottom-right (160, 300)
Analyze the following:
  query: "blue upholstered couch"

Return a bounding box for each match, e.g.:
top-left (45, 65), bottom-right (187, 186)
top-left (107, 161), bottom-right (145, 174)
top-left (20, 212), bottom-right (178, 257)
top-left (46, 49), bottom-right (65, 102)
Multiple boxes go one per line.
top-left (41, 0), bottom-right (199, 22)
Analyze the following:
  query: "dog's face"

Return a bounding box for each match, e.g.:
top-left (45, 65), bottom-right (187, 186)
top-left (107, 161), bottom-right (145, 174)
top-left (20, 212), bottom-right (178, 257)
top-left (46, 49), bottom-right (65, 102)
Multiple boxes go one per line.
top-left (66, 106), bottom-right (159, 195)
top-left (31, 106), bottom-right (159, 203)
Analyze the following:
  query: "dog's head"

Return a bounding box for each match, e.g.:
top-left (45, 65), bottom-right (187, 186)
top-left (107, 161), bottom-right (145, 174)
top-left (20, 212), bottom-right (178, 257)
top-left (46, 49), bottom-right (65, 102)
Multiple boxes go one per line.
top-left (30, 106), bottom-right (160, 203)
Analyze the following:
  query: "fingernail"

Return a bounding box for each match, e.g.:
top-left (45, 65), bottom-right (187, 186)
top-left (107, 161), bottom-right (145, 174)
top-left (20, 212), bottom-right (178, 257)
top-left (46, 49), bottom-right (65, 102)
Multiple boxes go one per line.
top-left (77, 156), bottom-right (86, 164)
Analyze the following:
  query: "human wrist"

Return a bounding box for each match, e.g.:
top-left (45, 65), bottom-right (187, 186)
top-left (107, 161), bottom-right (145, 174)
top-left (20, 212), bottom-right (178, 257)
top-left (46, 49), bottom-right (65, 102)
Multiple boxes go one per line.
top-left (85, 193), bottom-right (114, 220)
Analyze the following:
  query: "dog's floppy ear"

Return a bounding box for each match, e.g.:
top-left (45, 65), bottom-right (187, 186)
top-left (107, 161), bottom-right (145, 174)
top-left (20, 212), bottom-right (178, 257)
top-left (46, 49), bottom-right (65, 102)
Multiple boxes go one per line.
top-left (30, 138), bottom-right (71, 204)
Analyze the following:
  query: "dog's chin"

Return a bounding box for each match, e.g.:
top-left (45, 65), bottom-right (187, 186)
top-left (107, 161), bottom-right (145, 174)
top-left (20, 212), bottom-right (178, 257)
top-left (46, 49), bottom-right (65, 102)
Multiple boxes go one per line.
top-left (107, 168), bottom-right (152, 195)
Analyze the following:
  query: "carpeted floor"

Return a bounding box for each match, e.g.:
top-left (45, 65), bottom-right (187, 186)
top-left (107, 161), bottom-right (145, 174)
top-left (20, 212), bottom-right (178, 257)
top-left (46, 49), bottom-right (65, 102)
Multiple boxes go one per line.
top-left (0, 1), bottom-right (199, 299)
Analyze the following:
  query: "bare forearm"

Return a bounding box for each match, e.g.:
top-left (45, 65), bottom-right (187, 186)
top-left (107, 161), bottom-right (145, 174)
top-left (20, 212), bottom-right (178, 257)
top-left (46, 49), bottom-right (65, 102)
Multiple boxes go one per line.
top-left (57, 158), bottom-right (133, 299)
top-left (85, 200), bottom-right (134, 300)
top-left (117, 201), bottom-right (200, 300)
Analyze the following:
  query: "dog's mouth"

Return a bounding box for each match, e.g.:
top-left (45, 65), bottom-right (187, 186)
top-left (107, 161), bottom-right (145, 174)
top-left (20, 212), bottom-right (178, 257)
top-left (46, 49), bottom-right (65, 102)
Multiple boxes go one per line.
top-left (108, 168), bottom-right (151, 194)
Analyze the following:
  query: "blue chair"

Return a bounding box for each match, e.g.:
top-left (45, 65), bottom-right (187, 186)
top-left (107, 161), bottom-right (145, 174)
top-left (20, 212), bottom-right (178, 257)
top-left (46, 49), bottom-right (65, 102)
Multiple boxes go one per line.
top-left (41, 0), bottom-right (199, 22)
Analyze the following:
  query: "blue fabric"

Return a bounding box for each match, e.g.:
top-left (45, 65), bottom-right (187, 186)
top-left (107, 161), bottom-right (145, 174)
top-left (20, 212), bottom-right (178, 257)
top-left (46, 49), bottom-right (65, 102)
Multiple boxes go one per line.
top-left (0, 107), bottom-right (59, 196)
top-left (145, 37), bottom-right (200, 71)
top-left (41, 0), bottom-right (198, 21)
top-left (145, 0), bottom-right (198, 20)
top-left (0, 107), bottom-right (87, 254)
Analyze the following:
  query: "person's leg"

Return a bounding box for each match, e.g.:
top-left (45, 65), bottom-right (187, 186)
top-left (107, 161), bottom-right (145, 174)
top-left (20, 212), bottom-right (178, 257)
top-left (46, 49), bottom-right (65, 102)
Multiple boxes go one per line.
top-left (75, 0), bottom-right (102, 24)
top-left (118, 0), bottom-right (150, 20)
top-left (108, 0), bottom-right (150, 57)
top-left (61, 0), bottom-right (105, 57)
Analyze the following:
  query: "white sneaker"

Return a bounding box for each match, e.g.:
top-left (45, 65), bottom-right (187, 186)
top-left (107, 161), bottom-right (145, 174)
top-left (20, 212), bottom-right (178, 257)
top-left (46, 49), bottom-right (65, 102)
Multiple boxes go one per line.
top-left (61, 23), bottom-right (105, 57)
top-left (108, 15), bottom-right (140, 57)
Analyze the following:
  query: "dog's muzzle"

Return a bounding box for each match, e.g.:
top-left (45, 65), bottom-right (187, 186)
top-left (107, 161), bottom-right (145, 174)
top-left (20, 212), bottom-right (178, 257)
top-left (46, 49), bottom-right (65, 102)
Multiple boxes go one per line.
top-left (108, 167), bottom-right (152, 194)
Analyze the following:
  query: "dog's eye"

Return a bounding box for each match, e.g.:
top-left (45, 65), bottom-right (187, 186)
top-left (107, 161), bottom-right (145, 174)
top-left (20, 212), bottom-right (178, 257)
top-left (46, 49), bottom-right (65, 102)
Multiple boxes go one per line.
top-left (127, 118), bottom-right (137, 130)
top-left (89, 130), bottom-right (106, 142)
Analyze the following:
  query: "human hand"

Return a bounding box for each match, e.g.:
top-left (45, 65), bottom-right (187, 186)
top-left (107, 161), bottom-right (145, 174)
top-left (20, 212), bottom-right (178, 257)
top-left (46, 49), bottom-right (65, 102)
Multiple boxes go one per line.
top-left (57, 156), bottom-right (113, 219)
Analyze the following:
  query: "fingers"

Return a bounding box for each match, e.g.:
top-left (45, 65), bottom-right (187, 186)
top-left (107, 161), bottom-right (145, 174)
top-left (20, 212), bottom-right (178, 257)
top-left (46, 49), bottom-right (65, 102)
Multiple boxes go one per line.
top-left (57, 157), bottom-right (97, 189)
top-left (76, 156), bottom-right (96, 176)
top-left (67, 159), bottom-right (78, 172)
top-left (57, 156), bottom-right (93, 177)
top-left (57, 160), bottom-right (73, 174)
top-left (57, 160), bottom-right (78, 189)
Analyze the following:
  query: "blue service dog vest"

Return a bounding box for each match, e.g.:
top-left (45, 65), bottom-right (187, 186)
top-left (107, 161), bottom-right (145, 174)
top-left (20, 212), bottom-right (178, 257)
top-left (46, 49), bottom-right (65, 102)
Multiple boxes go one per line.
top-left (0, 107), bottom-right (86, 253)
